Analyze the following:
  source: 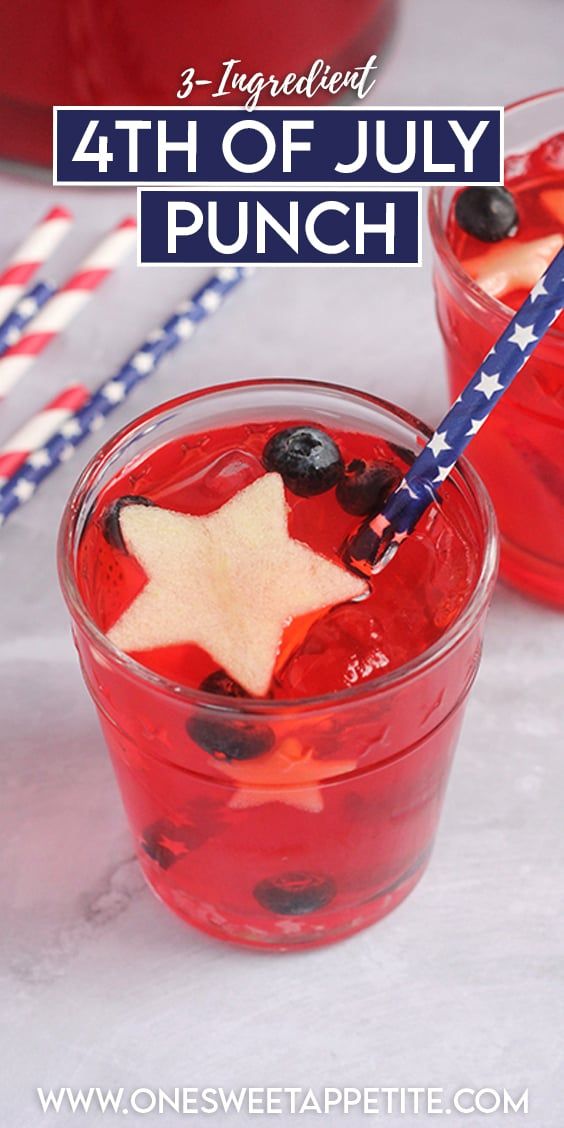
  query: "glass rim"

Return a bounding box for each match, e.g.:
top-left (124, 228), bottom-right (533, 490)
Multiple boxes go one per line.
top-left (428, 86), bottom-right (564, 344)
top-left (58, 378), bottom-right (499, 717)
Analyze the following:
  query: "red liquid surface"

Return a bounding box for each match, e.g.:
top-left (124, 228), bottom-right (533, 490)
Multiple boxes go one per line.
top-left (79, 422), bottom-right (477, 697)
top-left (439, 133), bottom-right (564, 606)
top-left (74, 419), bottom-right (484, 948)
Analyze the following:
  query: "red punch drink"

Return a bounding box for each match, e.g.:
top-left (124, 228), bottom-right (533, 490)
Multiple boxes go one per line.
top-left (59, 381), bottom-right (497, 949)
top-left (0, 0), bottom-right (397, 166)
top-left (430, 90), bottom-right (564, 608)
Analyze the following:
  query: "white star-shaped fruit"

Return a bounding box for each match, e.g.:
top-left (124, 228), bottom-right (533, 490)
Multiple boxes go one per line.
top-left (508, 322), bottom-right (538, 351)
top-left (427, 430), bottom-right (451, 458)
top-left (89, 415), bottom-right (105, 432)
top-left (107, 473), bottom-right (367, 696)
top-left (101, 380), bottom-right (126, 403)
top-left (216, 737), bottom-right (357, 812)
top-left (59, 444), bottom-right (75, 463)
top-left (464, 233), bottom-right (563, 299)
top-left (466, 416), bottom-right (487, 436)
top-left (433, 462), bottom-right (456, 484)
top-left (475, 370), bottom-right (503, 400)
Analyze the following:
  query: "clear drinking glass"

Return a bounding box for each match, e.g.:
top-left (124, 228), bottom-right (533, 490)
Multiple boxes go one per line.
top-left (430, 89), bottom-right (564, 608)
top-left (58, 380), bottom-right (498, 949)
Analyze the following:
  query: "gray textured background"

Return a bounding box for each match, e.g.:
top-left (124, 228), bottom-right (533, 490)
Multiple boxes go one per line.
top-left (1, 0), bottom-right (563, 1124)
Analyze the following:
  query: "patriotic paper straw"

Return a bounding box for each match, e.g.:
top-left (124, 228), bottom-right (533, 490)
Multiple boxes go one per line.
top-left (0, 280), bottom-right (57, 357)
top-left (0, 206), bottom-right (72, 323)
top-left (0, 217), bottom-right (136, 400)
top-left (0, 385), bottom-right (90, 485)
top-left (0, 267), bottom-right (250, 526)
top-left (346, 245), bottom-right (564, 576)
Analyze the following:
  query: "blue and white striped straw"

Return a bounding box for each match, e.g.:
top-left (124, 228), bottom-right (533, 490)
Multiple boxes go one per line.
top-left (0, 267), bottom-right (250, 527)
top-left (346, 245), bottom-right (564, 575)
top-left (0, 280), bottom-right (57, 357)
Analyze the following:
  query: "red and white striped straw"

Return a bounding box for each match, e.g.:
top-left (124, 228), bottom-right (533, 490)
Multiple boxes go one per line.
top-left (0, 384), bottom-right (90, 485)
top-left (0, 206), bottom-right (73, 324)
top-left (0, 217), bottom-right (137, 400)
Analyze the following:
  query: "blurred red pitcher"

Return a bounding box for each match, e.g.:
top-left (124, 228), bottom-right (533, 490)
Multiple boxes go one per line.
top-left (0, 0), bottom-right (397, 166)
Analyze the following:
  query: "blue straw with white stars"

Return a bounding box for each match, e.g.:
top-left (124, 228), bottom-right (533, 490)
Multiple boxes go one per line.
top-left (346, 245), bottom-right (564, 576)
top-left (0, 267), bottom-right (250, 526)
top-left (0, 280), bottom-right (57, 357)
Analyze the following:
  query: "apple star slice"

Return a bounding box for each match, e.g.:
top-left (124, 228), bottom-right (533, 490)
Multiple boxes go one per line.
top-left (107, 473), bottom-right (367, 697)
top-left (542, 189), bottom-right (564, 226)
top-left (215, 738), bottom-right (357, 812)
top-left (463, 233), bottom-right (564, 299)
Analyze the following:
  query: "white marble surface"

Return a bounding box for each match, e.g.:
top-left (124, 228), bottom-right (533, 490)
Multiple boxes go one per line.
top-left (1, 1), bottom-right (563, 1124)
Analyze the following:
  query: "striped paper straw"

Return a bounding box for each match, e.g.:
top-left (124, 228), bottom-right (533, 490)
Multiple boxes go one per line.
top-left (0, 267), bottom-right (250, 526)
top-left (0, 280), bottom-right (57, 357)
top-left (0, 206), bottom-right (72, 323)
top-left (0, 385), bottom-right (90, 485)
top-left (346, 245), bottom-right (564, 576)
top-left (0, 217), bottom-right (136, 400)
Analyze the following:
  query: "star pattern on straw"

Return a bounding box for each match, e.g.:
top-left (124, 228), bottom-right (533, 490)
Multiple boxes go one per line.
top-left (27, 449), bottom-right (52, 469)
top-left (0, 267), bottom-right (251, 529)
top-left (508, 323), bottom-right (538, 351)
top-left (101, 380), bottom-right (126, 403)
top-left (475, 370), bottom-right (503, 399)
top-left (16, 296), bottom-right (39, 319)
top-left (60, 418), bottom-right (82, 439)
top-left (466, 416), bottom-right (487, 437)
top-left (176, 318), bottom-right (196, 340)
top-left (349, 248), bottom-right (564, 558)
top-left (530, 277), bottom-right (548, 303)
top-left (427, 430), bottom-right (451, 457)
top-left (131, 352), bottom-right (155, 375)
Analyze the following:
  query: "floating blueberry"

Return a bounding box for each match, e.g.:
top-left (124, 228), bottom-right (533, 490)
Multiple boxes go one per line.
top-left (263, 426), bottom-right (343, 497)
top-left (454, 186), bottom-right (518, 243)
top-left (200, 669), bottom-right (249, 698)
top-left (103, 495), bottom-right (155, 551)
top-left (336, 459), bottom-right (402, 516)
top-left (254, 872), bottom-right (337, 916)
top-left (141, 818), bottom-right (202, 870)
top-left (187, 713), bottom-right (275, 762)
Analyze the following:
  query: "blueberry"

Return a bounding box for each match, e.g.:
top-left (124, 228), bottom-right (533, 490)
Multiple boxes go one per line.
top-left (186, 715), bottom-right (274, 762)
top-left (103, 495), bottom-right (154, 551)
top-left (263, 426), bottom-right (343, 497)
top-left (141, 818), bottom-right (205, 870)
top-left (253, 872), bottom-right (337, 916)
top-left (454, 186), bottom-right (518, 243)
top-left (200, 669), bottom-right (248, 698)
top-left (336, 459), bottom-right (402, 516)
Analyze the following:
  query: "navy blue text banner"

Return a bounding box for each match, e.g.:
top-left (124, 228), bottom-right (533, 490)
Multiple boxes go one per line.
top-left (55, 108), bottom-right (503, 185)
top-left (138, 188), bottom-right (421, 266)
